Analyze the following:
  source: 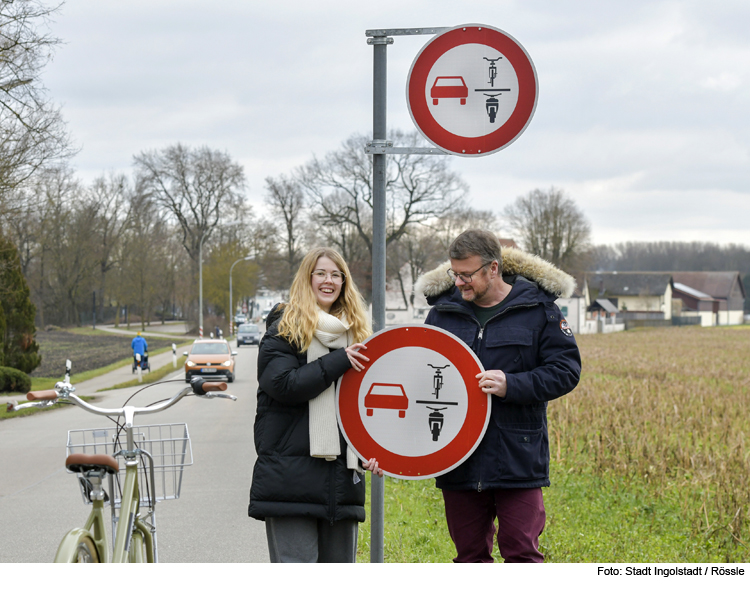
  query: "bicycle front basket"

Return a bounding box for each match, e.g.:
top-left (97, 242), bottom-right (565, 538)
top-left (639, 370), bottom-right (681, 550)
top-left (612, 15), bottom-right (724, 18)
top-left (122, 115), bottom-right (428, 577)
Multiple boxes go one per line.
top-left (66, 423), bottom-right (193, 506)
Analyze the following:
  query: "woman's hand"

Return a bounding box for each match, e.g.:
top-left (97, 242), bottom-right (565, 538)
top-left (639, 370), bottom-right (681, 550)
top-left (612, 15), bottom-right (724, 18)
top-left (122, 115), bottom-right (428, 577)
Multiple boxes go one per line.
top-left (345, 343), bottom-right (369, 372)
top-left (362, 457), bottom-right (384, 477)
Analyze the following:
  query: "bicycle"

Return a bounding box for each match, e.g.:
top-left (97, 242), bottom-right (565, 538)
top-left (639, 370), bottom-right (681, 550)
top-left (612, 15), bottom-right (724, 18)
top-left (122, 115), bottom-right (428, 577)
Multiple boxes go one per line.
top-left (7, 374), bottom-right (236, 562)
top-left (483, 56), bottom-right (502, 87)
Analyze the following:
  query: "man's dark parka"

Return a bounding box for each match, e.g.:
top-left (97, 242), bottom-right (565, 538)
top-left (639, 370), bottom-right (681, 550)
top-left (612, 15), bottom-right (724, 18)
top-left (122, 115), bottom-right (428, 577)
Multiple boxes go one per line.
top-left (415, 248), bottom-right (581, 491)
top-left (248, 305), bottom-right (366, 523)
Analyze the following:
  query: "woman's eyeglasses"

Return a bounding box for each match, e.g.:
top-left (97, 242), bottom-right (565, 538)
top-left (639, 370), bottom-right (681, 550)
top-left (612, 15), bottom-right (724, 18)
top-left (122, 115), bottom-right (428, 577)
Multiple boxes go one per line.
top-left (311, 270), bottom-right (345, 284)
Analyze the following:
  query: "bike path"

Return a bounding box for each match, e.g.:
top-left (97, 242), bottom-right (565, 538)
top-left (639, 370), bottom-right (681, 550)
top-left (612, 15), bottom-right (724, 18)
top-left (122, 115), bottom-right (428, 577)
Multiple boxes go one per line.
top-left (0, 345), bottom-right (268, 562)
top-left (95, 322), bottom-right (192, 339)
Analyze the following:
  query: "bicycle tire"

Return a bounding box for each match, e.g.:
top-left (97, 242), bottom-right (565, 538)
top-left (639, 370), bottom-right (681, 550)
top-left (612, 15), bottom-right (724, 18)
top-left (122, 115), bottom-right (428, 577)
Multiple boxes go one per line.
top-left (54, 529), bottom-right (101, 563)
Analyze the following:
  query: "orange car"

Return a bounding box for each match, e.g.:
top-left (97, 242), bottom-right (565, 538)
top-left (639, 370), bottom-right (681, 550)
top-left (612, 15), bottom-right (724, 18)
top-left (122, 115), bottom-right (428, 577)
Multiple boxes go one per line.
top-left (183, 338), bottom-right (237, 383)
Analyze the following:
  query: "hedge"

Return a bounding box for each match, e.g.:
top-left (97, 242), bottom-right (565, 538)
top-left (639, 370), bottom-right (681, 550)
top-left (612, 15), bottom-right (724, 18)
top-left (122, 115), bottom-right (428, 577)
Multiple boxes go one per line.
top-left (0, 366), bottom-right (31, 393)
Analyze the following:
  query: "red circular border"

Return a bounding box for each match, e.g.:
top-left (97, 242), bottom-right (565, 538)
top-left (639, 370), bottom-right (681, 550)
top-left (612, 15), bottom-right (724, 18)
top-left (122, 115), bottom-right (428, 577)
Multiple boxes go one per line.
top-left (406, 25), bottom-right (538, 156)
top-left (336, 325), bottom-right (489, 479)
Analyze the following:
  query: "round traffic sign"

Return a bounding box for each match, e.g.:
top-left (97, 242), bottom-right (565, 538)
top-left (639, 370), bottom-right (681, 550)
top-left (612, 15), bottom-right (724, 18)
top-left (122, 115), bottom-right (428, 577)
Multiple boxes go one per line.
top-left (336, 324), bottom-right (490, 480)
top-left (406, 24), bottom-right (538, 156)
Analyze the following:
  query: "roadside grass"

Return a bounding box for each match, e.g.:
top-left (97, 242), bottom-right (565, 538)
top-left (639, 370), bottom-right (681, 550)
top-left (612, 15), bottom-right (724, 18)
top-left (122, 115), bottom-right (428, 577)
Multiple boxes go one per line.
top-left (101, 358), bottom-right (185, 390)
top-left (356, 464), bottom-right (743, 563)
top-left (357, 326), bottom-right (750, 563)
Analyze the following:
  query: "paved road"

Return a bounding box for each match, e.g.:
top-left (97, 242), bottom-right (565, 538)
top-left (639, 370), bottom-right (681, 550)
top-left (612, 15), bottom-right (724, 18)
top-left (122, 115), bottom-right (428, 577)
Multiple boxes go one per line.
top-left (0, 343), bottom-right (269, 563)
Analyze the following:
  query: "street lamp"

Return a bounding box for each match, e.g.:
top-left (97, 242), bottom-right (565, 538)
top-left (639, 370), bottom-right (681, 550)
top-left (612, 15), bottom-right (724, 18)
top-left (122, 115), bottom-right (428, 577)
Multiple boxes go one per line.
top-left (199, 221), bottom-right (242, 338)
top-left (229, 256), bottom-right (253, 336)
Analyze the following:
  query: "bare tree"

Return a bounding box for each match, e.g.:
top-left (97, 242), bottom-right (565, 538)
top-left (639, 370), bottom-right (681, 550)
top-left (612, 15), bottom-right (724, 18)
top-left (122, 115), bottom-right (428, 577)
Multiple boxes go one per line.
top-left (4, 164), bottom-right (80, 326)
top-left (300, 130), bottom-right (468, 255)
top-left (264, 174), bottom-right (306, 283)
top-left (134, 144), bottom-right (246, 264)
top-left (87, 173), bottom-right (134, 320)
top-left (430, 205), bottom-right (500, 254)
top-left (133, 144), bottom-right (247, 322)
top-left (387, 228), bottom-right (442, 309)
top-left (503, 187), bottom-right (591, 272)
top-left (386, 207), bottom-right (499, 308)
top-left (46, 190), bottom-right (100, 325)
top-left (116, 189), bottom-right (172, 330)
top-left (0, 0), bottom-right (73, 201)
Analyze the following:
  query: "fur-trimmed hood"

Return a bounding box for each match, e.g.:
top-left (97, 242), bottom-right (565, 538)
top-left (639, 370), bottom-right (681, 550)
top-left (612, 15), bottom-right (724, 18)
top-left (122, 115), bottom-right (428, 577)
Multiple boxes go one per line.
top-left (414, 247), bottom-right (576, 300)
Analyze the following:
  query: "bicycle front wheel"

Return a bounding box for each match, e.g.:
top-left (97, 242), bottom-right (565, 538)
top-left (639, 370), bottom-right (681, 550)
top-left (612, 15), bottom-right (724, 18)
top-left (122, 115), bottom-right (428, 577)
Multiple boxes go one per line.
top-left (54, 529), bottom-right (101, 563)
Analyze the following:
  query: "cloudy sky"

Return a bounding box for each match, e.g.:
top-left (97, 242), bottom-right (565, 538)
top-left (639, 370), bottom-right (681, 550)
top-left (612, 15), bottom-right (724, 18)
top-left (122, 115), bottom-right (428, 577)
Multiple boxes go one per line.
top-left (40, 0), bottom-right (750, 247)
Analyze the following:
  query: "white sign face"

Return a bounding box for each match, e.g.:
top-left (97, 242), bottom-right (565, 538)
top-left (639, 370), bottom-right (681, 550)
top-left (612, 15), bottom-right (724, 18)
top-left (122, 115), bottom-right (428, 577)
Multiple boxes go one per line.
top-left (357, 347), bottom-right (468, 457)
top-left (426, 43), bottom-right (519, 138)
top-left (337, 325), bottom-right (491, 480)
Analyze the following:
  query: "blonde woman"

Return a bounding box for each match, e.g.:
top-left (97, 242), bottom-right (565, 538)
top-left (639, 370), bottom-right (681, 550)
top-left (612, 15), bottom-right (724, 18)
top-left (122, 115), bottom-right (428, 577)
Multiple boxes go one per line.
top-left (248, 247), bottom-right (382, 563)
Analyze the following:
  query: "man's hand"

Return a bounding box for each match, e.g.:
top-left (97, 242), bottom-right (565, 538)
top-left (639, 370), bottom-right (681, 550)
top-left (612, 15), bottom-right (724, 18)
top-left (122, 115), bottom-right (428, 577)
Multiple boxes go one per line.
top-left (476, 369), bottom-right (507, 398)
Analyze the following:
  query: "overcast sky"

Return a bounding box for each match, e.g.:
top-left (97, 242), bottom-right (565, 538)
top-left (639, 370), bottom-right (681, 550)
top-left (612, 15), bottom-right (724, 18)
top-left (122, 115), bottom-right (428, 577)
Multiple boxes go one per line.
top-left (40, 0), bottom-right (750, 247)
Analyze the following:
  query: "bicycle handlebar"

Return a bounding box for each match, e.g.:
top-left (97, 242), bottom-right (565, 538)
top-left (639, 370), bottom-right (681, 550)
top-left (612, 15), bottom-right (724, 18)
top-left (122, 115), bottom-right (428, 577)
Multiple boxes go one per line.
top-left (200, 381), bottom-right (228, 393)
top-left (26, 390), bottom-right (58, 401)
top-left (15, 377), bottom-right (236, 416)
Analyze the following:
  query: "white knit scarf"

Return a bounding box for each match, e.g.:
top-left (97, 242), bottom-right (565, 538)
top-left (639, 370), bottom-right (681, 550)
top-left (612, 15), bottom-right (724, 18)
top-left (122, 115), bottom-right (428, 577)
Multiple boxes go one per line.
top-left (308, 310), bottom-right (361, 472)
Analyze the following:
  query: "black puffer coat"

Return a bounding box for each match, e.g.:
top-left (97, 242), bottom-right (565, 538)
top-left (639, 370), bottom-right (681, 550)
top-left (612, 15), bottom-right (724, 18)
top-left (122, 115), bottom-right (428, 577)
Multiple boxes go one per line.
top-left (248, 306), bottom-right (366, 523)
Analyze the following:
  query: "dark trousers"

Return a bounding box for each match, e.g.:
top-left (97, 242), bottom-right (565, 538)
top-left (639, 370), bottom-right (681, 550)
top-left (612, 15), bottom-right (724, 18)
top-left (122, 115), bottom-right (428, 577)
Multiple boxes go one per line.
top-left (265, 516), bottom-right (358, 563)
top-left (442, 487), bottom-right (546, 563)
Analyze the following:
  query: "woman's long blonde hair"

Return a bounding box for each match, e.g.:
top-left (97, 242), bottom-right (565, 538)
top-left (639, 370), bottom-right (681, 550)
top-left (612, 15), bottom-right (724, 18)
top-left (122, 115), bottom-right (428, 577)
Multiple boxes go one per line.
top-left (277, 247), bottom-right (372, 351)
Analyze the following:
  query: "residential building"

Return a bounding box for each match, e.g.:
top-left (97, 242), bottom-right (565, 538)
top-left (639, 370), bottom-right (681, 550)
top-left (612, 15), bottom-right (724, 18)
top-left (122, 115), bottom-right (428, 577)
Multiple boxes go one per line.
top-left (671, 272), bottom-right (746, 326)
top-left (584, 272), bottom-right (674, 320)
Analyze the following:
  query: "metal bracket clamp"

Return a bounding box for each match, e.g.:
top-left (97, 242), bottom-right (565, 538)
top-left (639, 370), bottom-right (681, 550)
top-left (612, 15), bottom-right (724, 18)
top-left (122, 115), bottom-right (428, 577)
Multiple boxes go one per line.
top-left (365, 28), bottom-right (450, 38)
top-left (365, 140), bottom-right (393, 153)
top-left (364, 141), bottom-right (449, 155)
top-left (367, 36), bottom-right (394, 45)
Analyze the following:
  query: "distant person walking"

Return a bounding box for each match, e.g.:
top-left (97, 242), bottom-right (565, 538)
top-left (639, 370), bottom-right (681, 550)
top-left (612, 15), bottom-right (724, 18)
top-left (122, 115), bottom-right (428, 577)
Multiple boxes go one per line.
top-left (248, 247), bottom-right (383, 563)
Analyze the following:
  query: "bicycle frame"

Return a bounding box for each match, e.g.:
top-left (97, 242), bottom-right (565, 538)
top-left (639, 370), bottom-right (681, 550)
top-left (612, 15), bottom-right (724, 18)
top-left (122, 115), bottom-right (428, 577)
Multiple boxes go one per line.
top-left (11, 375), bottom-right (234, 563)
top-left (53, 461), bottom-right (156, 562)
top-left (113, 459), bottom-right (154, 563)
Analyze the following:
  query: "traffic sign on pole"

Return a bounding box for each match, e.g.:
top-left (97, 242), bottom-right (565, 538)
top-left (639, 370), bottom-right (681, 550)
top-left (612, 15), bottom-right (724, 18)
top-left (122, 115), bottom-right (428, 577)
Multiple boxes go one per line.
top-left (337, 325), bottom-right (491, 479)
top-left (406, 24), bottom-right (538, 156)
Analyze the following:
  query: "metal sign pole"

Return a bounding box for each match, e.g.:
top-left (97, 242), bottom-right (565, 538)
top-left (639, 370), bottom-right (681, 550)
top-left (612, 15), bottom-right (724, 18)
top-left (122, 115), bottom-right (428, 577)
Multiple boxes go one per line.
top-left (366, 25), bottom-right (449, 564)
top-left (368, 31), bottom-right (389, 565)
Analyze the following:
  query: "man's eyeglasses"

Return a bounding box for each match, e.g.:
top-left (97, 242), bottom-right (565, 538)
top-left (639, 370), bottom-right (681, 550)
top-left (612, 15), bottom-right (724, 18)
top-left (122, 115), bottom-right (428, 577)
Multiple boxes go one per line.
top-left (311, 270), bottom-right (346, 284)
top-left (446, 262), bottom-right (491, 284)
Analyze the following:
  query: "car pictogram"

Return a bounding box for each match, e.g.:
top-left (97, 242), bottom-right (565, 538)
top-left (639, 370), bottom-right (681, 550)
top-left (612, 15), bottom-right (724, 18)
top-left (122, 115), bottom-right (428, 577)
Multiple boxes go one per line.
top-left (364, 383), bottom-right (409, 418)
top-left (430, 76), bottom-right (468, 105)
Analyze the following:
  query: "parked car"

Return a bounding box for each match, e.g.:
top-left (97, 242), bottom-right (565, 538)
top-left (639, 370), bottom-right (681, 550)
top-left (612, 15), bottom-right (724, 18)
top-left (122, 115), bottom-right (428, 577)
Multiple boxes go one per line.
top-left (236, 323), bottom-right (260, 347)
top-left (183, 338), bottom-right (237, 383)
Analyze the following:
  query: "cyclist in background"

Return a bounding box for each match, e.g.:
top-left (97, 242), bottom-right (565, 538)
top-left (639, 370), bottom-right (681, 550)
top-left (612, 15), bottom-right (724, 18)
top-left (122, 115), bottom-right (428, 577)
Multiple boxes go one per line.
top-left (131, 331), bottom-right (148, 369)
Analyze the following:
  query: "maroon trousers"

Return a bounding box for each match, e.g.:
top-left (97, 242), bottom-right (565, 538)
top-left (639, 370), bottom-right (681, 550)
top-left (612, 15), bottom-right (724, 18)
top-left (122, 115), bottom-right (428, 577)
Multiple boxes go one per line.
top-left (441, 488), bottom-right (546, 563)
